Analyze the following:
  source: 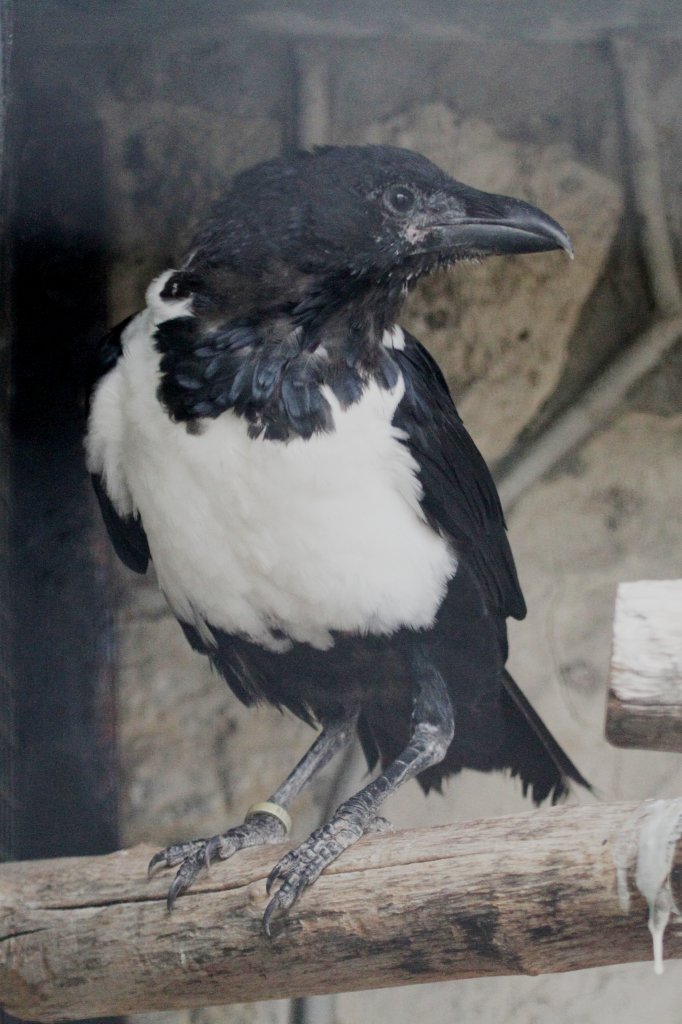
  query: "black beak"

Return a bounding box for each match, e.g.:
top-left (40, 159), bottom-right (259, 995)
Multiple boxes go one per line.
top-left (426, 185), bottom-right (573, 259)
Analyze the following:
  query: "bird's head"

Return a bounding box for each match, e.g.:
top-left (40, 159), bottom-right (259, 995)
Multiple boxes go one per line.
top-left (155, 146), bottom-right (571, 436)
top-left (184, 144), bottom-right (571, 321)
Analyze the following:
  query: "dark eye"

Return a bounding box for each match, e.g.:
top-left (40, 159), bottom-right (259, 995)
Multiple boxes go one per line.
top-left (384, 186), bottom-right (416, 214)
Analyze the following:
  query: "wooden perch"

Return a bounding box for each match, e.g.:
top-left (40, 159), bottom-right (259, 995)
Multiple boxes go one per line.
top-left (2, 802), bottom-right (682, 1022)
top-left (607, 580), bottom-right (682, 752)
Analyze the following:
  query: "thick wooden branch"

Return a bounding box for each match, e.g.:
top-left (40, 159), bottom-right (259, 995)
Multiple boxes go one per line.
top-left (607, 580), bottom-right (682, 752)
top-left (2, 802), bottom-right (682, 1021)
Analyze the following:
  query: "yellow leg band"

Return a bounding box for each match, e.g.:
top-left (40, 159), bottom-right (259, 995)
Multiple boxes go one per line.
top-left (245, 801), bottom-right (292, 835)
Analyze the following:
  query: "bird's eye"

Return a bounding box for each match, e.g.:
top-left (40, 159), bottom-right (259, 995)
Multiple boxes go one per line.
top-left (384, 186), bottom-right (416, 214)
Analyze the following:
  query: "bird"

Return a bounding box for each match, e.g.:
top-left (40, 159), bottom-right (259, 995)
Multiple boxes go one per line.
top-left (86, 143), bottom-right (589, 934)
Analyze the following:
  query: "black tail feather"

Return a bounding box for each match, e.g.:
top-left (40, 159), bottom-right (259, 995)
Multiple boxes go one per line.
top-left (500, 670), bottom-right (591, 804)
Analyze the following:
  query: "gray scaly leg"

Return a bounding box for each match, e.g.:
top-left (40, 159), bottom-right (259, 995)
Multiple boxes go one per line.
top-left (148, 709), bottom-right (359, 909)
top-left (263, 651), bottom-right (455, 934)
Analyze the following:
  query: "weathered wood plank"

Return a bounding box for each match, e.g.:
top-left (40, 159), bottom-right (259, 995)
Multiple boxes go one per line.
top-left (1, 802), bottom-right (681, 1022)
top-left (607, 580), bottom-right (682, 752)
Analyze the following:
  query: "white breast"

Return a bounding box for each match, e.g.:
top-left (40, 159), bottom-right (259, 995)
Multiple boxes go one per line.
top-left (86, 280), bottom-right (457, 651)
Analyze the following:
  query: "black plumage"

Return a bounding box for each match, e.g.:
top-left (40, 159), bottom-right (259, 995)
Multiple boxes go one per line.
top-left (87, 144), bottom-right (588, 932)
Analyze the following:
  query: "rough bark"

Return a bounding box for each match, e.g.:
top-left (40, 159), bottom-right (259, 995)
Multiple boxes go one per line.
top-left (1, 802), bottom-right (681, 1022)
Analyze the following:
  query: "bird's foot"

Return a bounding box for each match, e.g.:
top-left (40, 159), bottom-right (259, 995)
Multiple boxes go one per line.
top-left (263, 800), bottom-right (390, 935)
top-left (148, 808), bottom-right (289, 910)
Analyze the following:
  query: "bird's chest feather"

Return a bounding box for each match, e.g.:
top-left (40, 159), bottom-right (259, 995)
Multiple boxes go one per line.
top-left (90, 315), bottom-right (457, 650)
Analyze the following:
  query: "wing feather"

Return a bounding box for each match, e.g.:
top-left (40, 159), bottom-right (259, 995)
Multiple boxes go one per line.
top-left (393, 331), bottom-right (526, 624)
top-left (91, 473), bottom-right (150, 575)
top-left (88, 314), bottom-right (151, 575)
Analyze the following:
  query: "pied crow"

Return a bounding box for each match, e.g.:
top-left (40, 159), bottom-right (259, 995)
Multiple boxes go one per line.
top-left (86, 144), bottom-right (589, 933)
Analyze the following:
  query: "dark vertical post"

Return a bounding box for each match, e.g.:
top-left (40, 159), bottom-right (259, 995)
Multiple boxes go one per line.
top-left (0, 0), bottom-right (13, 874)
top-left (8, 10), bottom-right (119, 864)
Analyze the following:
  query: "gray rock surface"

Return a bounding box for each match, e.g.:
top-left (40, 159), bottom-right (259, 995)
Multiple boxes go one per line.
top-left (132, 1003), bottom-right (289, 1024)
top-left (99, 99), bottom-right (281, 322)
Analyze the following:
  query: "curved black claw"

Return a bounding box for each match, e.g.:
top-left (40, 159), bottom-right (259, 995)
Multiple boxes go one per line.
top-left (148, 812), bottom-right (288, 911)
top-left (148, 838), bottom-right (207, 879)
top-left (166, 848), bottom-right (208, 910)
top-left (263, 878), bottom-right (308, 937)
top-left (262, 807), bottom-right (385, 936)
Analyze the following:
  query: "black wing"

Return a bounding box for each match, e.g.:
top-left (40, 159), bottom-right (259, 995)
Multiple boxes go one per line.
top-left (89, 314), bottom-right (151, 575)
top-left (91, 474), bottom-right (150, 575)
top-left (86, 313), bottom-right (138, 403)
top-left (393, 331), bottom-right (526, 626)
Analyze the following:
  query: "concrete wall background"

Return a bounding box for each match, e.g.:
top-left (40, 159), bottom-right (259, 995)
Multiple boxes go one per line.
top-left (11, 3), bottom-right (682, 1023)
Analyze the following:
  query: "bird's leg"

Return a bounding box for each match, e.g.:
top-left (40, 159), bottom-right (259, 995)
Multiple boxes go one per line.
top-left (263, 650), bottom-right (454, 934)
top-left (148, 708), bottom-right (358, 909)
